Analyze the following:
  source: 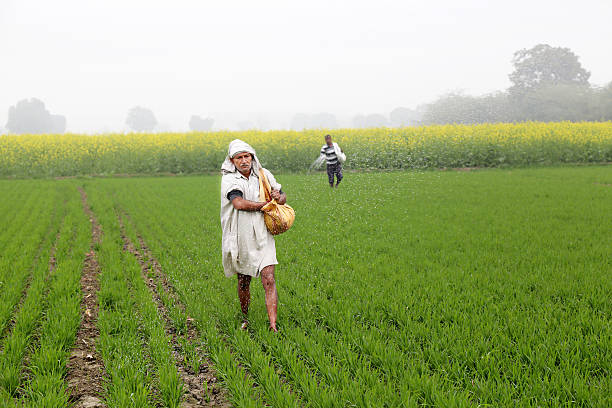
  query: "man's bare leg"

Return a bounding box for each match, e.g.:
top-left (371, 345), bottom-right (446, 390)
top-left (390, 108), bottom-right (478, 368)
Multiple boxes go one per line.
top-left (237, 273), bottom-right (251, 329)
top-left (260, 265), bottom-right (278, 332)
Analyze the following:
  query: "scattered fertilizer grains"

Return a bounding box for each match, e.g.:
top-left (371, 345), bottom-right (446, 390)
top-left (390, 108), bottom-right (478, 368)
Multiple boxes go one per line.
top-left (86, 166), bottom-right (611, 407)
top-left (0, 166), bottom-right (609, 406)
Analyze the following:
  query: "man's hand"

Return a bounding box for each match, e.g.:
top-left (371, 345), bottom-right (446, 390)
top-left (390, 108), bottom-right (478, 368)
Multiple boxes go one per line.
top-left (271, 190), bottom-right (287, 205)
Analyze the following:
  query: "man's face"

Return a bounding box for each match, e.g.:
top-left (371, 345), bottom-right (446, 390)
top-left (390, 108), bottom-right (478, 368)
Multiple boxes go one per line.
top-left (232, 152), bottom-right (253, 175)
top-left (325, 136), bottom-right (332, 146)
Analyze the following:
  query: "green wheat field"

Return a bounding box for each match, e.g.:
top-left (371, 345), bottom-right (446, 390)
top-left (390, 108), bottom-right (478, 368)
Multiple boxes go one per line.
top-left (0, 166), bottom-right (610, 407)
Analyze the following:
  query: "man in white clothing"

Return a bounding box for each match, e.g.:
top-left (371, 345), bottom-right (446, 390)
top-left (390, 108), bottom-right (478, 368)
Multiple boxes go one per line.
top-left (220, 139), bottom-right (286, 332)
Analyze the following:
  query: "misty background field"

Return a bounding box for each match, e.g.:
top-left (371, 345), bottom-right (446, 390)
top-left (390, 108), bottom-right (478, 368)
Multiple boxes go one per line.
top-left (1, 122), bottom-right (611, 178)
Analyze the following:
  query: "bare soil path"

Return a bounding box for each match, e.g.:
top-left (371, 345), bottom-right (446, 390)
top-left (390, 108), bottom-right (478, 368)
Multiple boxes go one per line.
top-left (66, 187), bottom-right (106, 408)
top-left (118, 212), bottom-right (231, 408)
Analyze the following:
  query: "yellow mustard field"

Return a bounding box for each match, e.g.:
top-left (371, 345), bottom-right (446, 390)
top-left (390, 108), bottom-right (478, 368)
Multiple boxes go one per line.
top-left (1, 122), bottom-right (611, 177)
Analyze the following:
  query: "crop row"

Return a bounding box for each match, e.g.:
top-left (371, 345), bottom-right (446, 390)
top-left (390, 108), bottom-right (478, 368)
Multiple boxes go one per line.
top-left (0, 167), bottom-right (610, 406)
top-left (0, 182), bottom-right (89, 407)
top-left (82, 167), bottom-right (610, 407)
top-left (1, 122), bottom-right (612, 177)
top-left (0, 181), bottom-right (207, 407)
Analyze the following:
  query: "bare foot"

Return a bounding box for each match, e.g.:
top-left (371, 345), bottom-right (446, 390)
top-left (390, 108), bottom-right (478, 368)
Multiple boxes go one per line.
top-left (269, 324), bottom-right (278, 332)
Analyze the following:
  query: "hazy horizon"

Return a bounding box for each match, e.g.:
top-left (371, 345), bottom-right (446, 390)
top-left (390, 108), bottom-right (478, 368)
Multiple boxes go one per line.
top-left (2, 0), bottom-right (611, 132)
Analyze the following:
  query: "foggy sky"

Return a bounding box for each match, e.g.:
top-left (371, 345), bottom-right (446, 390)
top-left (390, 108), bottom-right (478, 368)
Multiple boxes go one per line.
top-left (1, 0), bottom-right (611, 132)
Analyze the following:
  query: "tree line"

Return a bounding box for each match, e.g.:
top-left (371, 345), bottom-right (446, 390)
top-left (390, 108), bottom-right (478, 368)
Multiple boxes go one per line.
top-left (3, 44), bottom-right (610, 134)
top-left (421, 44), bottom-right (612, 124)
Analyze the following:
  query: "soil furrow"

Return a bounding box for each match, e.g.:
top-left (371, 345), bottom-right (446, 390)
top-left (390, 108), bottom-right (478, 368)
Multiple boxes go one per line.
top-left (66, 186), bottom-right (106, 408)
top-left (117, 212), bottom-right (231, 408)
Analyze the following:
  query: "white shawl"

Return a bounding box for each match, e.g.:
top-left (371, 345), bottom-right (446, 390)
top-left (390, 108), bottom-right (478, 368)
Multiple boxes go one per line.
top-left (221, 139), bottom-right (262, 174)
top-left (333, 142), bottom-right (346, 163)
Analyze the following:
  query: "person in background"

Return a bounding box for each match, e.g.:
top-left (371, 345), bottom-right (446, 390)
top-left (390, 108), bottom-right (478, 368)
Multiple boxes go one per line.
top-left (318, 134), bottom-right (344, 188)
top-left (220, 139), bottom-right (286, 332)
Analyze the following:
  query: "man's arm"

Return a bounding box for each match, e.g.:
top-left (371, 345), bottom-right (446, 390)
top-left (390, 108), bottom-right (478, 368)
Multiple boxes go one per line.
top-left (228, 190), bottom-right (267, 211)
top-left (231, 196), bottom-right (267, 211)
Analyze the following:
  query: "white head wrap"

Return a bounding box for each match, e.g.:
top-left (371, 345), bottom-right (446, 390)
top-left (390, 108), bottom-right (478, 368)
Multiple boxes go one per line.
top-left (221, 139), bottom-right (262, 174)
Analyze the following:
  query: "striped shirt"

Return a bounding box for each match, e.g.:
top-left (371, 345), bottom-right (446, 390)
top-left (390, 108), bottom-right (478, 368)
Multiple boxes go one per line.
top-left (320, 144), bottom-right (338, 165)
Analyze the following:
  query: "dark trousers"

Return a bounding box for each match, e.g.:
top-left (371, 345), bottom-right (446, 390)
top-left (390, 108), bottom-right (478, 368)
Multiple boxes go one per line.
top-left (326, 163), bottom-right (343, 186)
